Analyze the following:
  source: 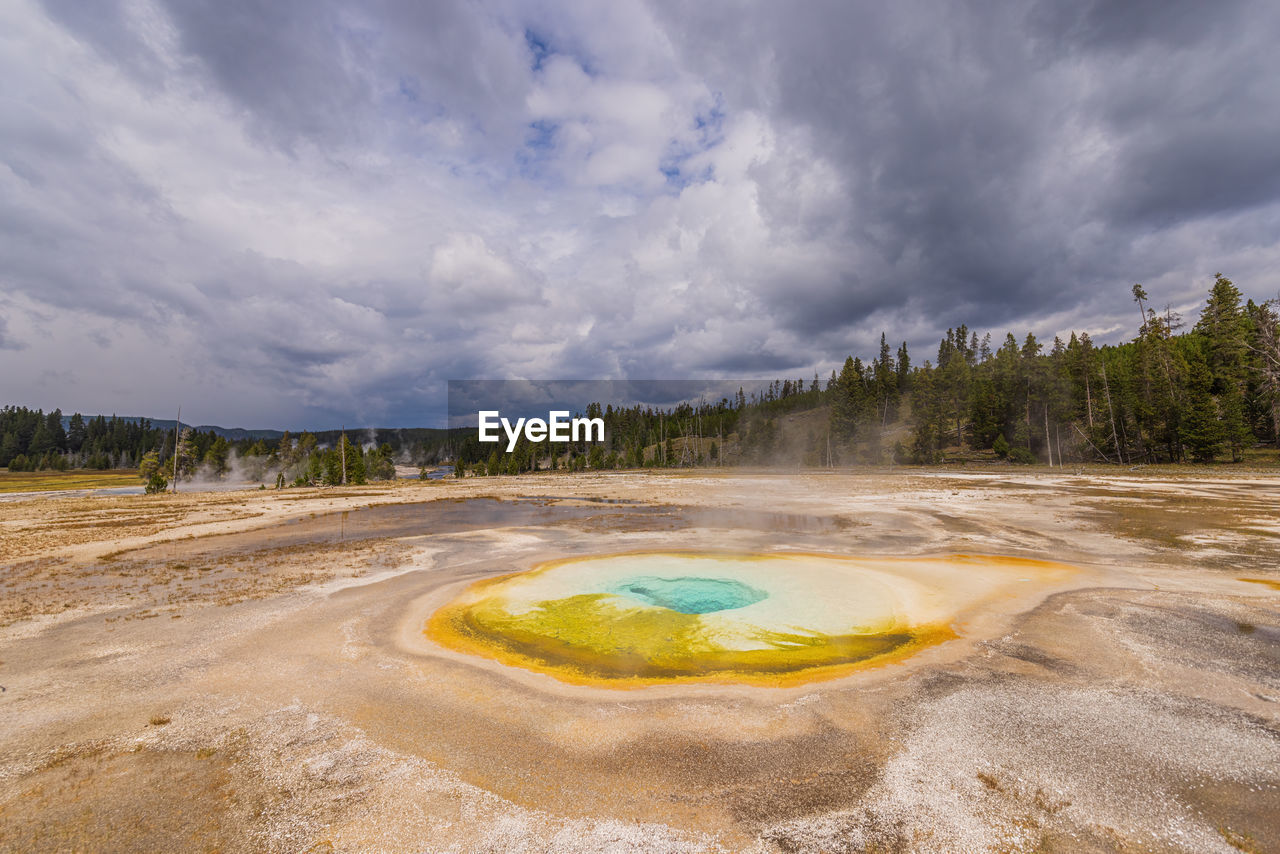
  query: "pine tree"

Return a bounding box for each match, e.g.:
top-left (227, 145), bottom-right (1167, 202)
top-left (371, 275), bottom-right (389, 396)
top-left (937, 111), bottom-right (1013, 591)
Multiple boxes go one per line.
top-left (896, 342), bottom-right (912, 393)
top-left (937, 329), bottom-right (972, 448)
top-left (67, 413), bottom-right (86, 454)
top-left (203, 436), bottom-right (231, 476)
top-left (993, 333), bottom-right (1026, 451)
top-left (1191, 273), bottom-right (1253, 460)
top-left (1194, 273), bottom-right (1248, 392)
top-left (1182, 356), bottom-right (1224, 463)
top-left (28, 417), bottom-right (53, 458)
top-left (1219, 386), bottom-right (1251, 462)
top-left (139, 451), bottom-right (168, 493)
top-left (46, 409), bottom-right (67, 453)
top-left (909, 363), bottom-right (947, 463)
top-left (829, 356), bottom-right (866, 445)
top-left (322, 449), bottom-right (343, 485)
top-left (874, 333), bottom-right (900, 425)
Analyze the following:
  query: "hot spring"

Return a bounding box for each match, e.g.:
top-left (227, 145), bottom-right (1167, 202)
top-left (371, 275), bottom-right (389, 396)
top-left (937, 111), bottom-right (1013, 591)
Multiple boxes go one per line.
top-left (426, 551), bottom-right (1079, 687)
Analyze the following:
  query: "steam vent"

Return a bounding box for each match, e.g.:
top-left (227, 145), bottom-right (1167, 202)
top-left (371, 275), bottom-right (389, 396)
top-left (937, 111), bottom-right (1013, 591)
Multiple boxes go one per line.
top-left (427, 551), bottom-right (1079, 687)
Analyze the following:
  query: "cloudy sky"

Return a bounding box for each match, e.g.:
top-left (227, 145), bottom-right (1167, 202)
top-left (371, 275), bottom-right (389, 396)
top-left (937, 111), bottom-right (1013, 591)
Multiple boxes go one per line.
top-left (3, 0), bottom-right (1279, 428)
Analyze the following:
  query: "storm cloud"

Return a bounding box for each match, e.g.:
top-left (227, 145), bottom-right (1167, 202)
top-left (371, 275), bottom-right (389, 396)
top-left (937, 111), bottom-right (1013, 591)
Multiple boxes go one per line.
top-left (2, 0), bottom-right (1278, 427)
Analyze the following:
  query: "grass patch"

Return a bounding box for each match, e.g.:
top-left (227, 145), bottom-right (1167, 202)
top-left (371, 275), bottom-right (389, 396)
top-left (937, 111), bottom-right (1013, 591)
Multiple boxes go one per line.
top-left (0, 469), bottom-right (140, 493)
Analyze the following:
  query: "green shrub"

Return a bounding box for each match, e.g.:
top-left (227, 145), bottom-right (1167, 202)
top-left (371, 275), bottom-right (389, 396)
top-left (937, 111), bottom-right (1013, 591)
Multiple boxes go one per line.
top-left (1008, 446), bottom-right (1035, 464)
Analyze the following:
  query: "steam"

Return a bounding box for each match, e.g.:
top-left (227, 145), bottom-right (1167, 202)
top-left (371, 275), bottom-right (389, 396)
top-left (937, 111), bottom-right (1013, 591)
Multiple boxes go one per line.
top-left (176, 449), bottom-right (283, 492)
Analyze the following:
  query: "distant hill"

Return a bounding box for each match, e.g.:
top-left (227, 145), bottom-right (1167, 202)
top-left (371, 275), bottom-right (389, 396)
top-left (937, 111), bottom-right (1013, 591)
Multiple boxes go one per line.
top-left (53, 415), bottom-right (464, 445)
top-left (193, 425), bottom-right (286, 440)
top-left (59, 415), bottom-right (284, 441)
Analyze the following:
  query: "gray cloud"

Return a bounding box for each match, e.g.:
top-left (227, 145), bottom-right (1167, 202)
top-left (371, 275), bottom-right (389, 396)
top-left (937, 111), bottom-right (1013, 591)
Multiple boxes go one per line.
top-left (657, 0), bottom-right (1280, 339)
top-left (2, 0), bottom-right (1279, 427)
top-left (0, 315), bottom-right (25, 351)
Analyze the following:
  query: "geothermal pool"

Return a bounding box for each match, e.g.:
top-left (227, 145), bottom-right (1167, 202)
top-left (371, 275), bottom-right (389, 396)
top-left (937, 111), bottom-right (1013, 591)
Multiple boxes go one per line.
top-left (427, 551), bottom-right (1079, 687)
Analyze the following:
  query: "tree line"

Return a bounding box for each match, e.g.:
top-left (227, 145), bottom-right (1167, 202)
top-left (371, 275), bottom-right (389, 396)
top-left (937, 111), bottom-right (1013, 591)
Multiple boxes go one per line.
top-left (0, 411), bottom-right (456, 486)
top-left (6, 274), bottom-right (1277, 479)
top-left (0, 411), bottom-right (168, 472)
top-left (900, 275), bottom-right (1277, 465)
top-left (135, 429), bottom-right (406, 492)
top-left (452, 382), bottom-right (840, 475)
top-left (461, 273), bottom-right (1278, 473)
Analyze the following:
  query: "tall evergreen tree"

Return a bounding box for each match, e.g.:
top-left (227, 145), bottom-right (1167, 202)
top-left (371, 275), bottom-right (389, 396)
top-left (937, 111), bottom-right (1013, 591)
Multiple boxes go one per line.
top-left (1194, 273), bottom-right (1249, 393)
top-left (829, 356), bottom-right (866, 446)
top-left (1182, 355), bottom-right (1225, 463)
top-left (895, 341), bottom-right (912, 393)
top-left (909, 363), bottom-right (946, 463)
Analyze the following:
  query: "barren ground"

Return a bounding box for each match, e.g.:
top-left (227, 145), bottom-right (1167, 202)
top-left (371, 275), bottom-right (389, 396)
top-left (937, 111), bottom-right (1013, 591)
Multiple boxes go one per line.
top-left (0, 470), bottom-right (1277, 852)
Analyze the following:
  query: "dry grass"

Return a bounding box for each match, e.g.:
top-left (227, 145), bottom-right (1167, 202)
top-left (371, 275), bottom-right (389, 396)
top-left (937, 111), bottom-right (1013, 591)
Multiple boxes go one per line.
top-left (0, 533), bottom-right (413, 627)
top-left (0, 469), bottom-right (140, 493)
top-left (0, 494), bottom-right (267, 561)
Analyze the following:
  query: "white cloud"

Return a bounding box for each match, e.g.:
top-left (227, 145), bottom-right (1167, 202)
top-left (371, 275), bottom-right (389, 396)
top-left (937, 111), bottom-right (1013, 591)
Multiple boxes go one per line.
top-left (1, 0), bottom-right (1278, 426)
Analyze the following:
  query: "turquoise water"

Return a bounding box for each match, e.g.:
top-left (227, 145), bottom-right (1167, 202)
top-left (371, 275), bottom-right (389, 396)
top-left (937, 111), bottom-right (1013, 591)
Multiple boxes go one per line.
top-left (611, 576), bottom-right (768, 614)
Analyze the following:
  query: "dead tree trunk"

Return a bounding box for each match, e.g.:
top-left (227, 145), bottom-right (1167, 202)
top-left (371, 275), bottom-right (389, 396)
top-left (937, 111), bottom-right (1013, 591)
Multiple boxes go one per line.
top-left (171, 405), bottom-right (181, 493)
top-left (1100, 364), bottom-right (1124, 464)
top-left (1044, 406), bottom-right (1053, 466)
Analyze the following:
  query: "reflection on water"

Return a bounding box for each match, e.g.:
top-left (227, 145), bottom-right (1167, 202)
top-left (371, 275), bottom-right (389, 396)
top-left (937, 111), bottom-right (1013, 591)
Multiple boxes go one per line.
top-left (522, 495), bottom-right (646, 505)
top-left (400, 466), bottom-right (454, 480)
